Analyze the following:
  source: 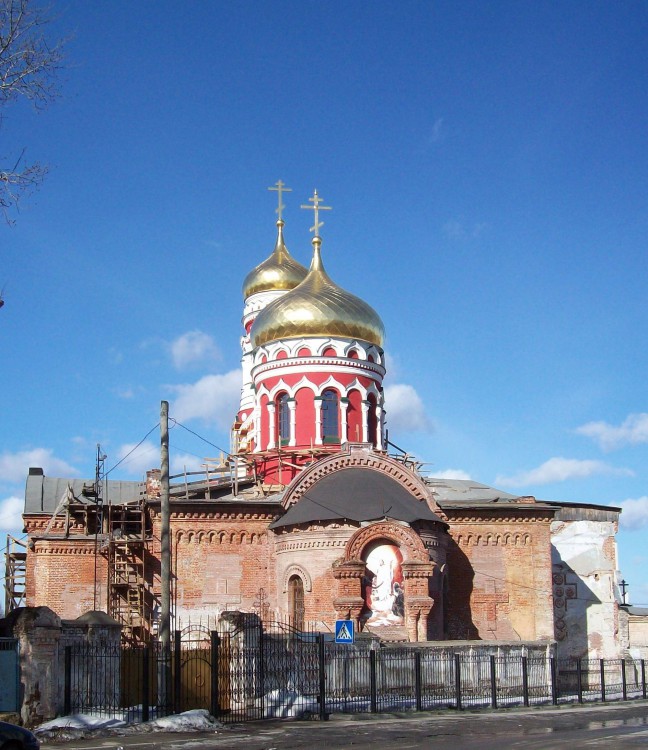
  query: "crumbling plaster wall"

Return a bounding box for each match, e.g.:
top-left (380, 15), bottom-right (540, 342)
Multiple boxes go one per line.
top-left (551, 506), bottom-right (621, 659)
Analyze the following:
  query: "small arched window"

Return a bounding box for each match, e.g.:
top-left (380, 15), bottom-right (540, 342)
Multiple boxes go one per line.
top-left (321, 389), bottom-right (339, 442)
top-left (288, 575), bottom-right (305, 631)
top-left (277, 393), bottom-right (290, 444)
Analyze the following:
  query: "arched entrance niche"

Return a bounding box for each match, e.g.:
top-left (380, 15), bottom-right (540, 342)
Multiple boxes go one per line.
top-left (341, 522), bottom-right (436, 642)
top-left (362, 539), bottom-right (405, 626)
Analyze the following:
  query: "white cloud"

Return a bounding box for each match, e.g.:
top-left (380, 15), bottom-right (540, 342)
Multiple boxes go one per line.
top-left (0, 449), bottom-right (78, 483)
top-left (170, 330), bottom-right (221, 370)
top-left (116, 440), bottom-right (159, 477)
top-left (383, 352), bottom-right (400, 381)
top-left (170, 369), bottom-right (242, 429)
top-left (617, 496), bottom-right (648, 531)
top-left (0, 496), bottom-right (24, 536)
top-left (496, 457), bottom-right (633, 488)
top-left (433, 468), bottom-right (472, 480)
top-left (384, 384), bottom-right (433, 433)
top-left (576, 413), bottom-right (648, 452)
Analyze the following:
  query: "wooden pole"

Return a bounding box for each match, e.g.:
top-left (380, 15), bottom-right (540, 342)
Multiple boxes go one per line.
top-left (160, 400), bottom-right (171, 650)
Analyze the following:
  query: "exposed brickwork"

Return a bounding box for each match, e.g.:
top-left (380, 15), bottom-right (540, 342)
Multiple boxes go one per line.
top-left (23, 456), bottom-right (557, 646)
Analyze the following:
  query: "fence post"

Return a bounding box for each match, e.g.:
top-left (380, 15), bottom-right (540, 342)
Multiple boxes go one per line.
top-left (414, 651), bottom-right (422, 712)
top-left (622, 659), bottom-right (627, 701)
top-left (257, 620), bottom-right (265, 720)
top-left (64, 646), bottom-right (72, 715)
top-left (210, 631), bottom-right (220, 718)
top-left (600, 659), bottom-right (606, 702)
top-left (174, 631), bottom-right (181, 713)
top-left (490, 655), bottom-right (497, 709)
top-left (455, 654), bottom-right (462, 710)
top-left (522, 656), bottom-right (529, 707)
top-left (550, 657), bottom-right (558, 705)
top-left (576, 659), bottom-right (583, 704)
top-left (370, 649), bottom-right (377, 714)
top-left (142, 645), bottom-right (150, 723)
top-left (642, 659), bottom-right (646, 700)
top-left (318, 634), bottom-right (327, 721)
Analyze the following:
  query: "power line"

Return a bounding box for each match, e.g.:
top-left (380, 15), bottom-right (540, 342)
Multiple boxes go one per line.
top-left (105, 423), bottom-right (160, 477)
top-left (169, 417), bottom-right (230, 456)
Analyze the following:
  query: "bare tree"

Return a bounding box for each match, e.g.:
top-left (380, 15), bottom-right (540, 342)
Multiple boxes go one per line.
top-left (0, 0), bottom-right (65, 222)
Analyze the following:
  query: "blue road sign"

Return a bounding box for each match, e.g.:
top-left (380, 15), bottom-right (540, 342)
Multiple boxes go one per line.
top-left (335, 619), bottom-right (355, 644)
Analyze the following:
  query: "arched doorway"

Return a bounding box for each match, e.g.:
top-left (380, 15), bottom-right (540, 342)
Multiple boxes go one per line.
top-left (288, 574), bottom-right (305, 630)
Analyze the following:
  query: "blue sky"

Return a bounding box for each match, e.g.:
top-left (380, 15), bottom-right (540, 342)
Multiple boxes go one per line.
top-left (2, 1), bottom-right (648, 605)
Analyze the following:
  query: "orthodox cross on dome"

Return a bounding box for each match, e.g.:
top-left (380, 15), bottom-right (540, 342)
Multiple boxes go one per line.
top-left (301, 189), bottom-right (331, 238)
top-left (268, 179), bottom-right (292, 222)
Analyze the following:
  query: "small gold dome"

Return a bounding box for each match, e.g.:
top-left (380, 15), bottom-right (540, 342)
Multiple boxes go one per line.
top-left (242, 220), bottom-right (308, 299)
top-left (251, 239), bottom-right (385, 348)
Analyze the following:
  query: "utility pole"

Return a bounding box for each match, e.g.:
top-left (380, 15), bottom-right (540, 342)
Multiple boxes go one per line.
top-left (160, 400), bottom-right (171, 709)
top-left (160, 401), bottom-right (171, 646)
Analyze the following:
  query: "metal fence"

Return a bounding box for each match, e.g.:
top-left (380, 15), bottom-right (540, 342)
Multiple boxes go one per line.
top-left (63, 632), bottom-right (648, 723)
top-left (0, 637), bottom-right (20, 712)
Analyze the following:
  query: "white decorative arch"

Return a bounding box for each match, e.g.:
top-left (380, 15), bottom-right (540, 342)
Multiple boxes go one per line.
top-left (282, 563), bottom-right (313, 593)
top-left (314, 375), bottom-right (344, 398)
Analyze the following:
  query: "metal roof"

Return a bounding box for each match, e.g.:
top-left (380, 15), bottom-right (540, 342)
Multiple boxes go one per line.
top-left (270, 467), bottom-right (445, 529)
top-left (424, 477), bottom-right (521, 504)
top-left (25, 469), bottom-right (144, 514)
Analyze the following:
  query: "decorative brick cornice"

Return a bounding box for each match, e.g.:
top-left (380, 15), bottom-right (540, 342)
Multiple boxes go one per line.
top-left (155, 510), bottom-right (275, 521)
top-left (332, 559), bottom-right (365, 579)
top-left (175, 529), bottom-right (267, 545)
top-left (275, 538), bottom-right (347, 552)
top-left (446, 512), bottom-right (552, 525)
top-left (402, 561), bottom-right (435, 578)
top-left (34, 544), bottom-right (99, 555)
top-left (452, 531), bottom-right (533, 547)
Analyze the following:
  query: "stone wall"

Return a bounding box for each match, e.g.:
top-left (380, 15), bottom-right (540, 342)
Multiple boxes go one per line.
top-left (0, 607), bottom-right (121, 726)
top-left (444, 512), bottom-right (554, 643)
top-left (551, 505), bottom-right (621, 659)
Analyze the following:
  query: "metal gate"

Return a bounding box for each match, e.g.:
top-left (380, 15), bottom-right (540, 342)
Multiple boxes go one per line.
top-left (174, 625), bottom-right (217, 714)
top-left (0, 638), bottom-right (20, 712)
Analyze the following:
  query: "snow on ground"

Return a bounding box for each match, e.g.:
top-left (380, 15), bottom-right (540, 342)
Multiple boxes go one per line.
top-left (35, 709), bottom-right (223, 742)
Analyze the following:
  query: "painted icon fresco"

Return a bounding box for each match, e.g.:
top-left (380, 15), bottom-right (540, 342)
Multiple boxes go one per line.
top-left (363, 542), bottom-right (404, 625)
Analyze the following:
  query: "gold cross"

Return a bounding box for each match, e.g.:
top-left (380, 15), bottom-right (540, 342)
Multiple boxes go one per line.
top-left (268, 180), bottom-right (292, 221)
top-left (301, 189), bottom-right (332, 237)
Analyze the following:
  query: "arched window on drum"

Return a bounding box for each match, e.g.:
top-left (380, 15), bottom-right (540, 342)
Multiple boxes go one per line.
top-left (277, 392), bottom-right (290, 446)
top-left (321, 389), bottom-right (339, 443)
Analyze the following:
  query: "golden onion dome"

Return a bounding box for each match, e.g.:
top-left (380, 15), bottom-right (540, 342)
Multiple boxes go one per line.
top-left (251, 237), bottom-right (385, 348)
top-left (242, 220), bottom-right (308, 299)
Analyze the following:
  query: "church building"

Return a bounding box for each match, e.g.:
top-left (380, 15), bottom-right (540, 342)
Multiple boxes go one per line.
top-left (18, 184), bottom-right (623, 659)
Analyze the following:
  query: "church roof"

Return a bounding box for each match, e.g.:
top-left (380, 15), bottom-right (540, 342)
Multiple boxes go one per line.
top-left (424, 477), bottom-right (521, 506)
top-left (269, 467), bottom-right (445, 529)
top-left (242, 220), bottom-right (308, 299)
top-left (251, 238), bottom-right (385, 349)
top-left (25, 468), bottom-right (143, 514)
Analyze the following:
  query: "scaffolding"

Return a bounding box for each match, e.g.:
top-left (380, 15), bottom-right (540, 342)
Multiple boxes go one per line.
top-left (4, 535), bottom-right (26, 613)
top-left (107, 502), bottom-right (152, 644)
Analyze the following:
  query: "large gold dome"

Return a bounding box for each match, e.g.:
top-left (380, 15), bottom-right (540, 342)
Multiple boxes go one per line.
top-left (242, 220), bottom-right (308, 299)
top-left (251, 239), bottom-right (385, 348)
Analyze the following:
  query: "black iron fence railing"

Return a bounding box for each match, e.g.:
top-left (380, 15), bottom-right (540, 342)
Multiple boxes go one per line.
top-left (62, 633), bottom-right (648, 724)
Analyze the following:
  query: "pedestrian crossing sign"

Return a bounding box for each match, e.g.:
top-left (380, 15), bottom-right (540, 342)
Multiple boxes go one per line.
top-left (335, 619), bottom-right (355, 644)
